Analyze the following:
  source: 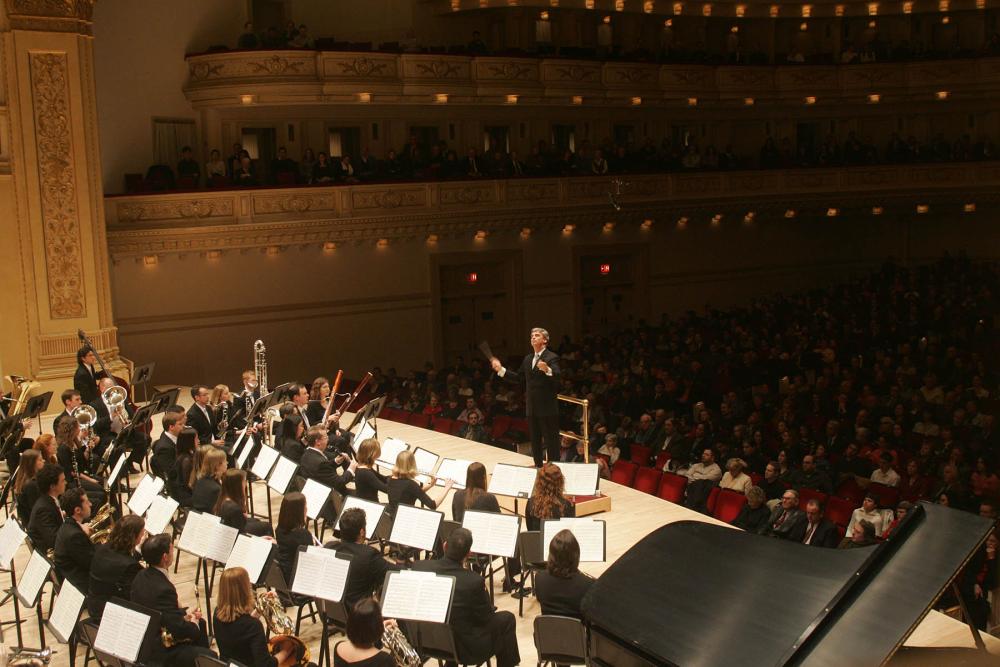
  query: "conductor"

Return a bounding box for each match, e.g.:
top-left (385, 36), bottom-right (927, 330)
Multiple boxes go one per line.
top-left (491, 327), bottom-right (561, 468)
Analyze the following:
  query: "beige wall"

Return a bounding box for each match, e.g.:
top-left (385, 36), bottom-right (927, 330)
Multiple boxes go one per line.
top-left (92, 0), bottom-right (246, 191)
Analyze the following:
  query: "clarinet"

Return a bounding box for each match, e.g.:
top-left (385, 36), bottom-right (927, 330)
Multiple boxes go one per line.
top-left (216, 401), bottom-right (230, 439)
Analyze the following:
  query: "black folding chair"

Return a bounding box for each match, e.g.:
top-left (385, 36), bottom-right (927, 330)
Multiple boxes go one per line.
top-left (515, 531), bottom-right (545, 617)
top-left (412, 620), bottom-right (491, 666)
top-left (263, 562), bottom-right (318, 634)
top-left (533, 615), bottom-right (588, 666)
top-left (315, 598), bottom-right (349, 667)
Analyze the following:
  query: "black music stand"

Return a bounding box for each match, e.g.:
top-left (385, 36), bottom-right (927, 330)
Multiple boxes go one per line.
top-left (93, 598), bottom-right (162, 667)
top-left (0, 521), bottom-right (28, 647)
top-left (345, 395), bottom-right (387, 440)
top-left (21, 393), bottom-right (52, 437)
top-left (131, 363), bottom-right (155, 404)
top-left (13, 551), bottom-right (53, 648)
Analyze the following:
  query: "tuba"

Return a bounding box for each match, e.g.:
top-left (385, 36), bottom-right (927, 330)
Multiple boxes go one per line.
top-left (255, 591), bottom-right (308, 667)
top-left (102, 385), bottom-right (130, 424)
top-left (4, 375), bottom-right (40, 417)
top-left (382, 623), bottom-right (421, 667)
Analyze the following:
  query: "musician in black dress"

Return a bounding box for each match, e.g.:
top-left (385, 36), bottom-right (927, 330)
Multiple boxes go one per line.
top-left (170, 426), bottom-right (197, 507)
top-left (387, 450), bottom-right (452, 516)
top-left (278, 415), bottom-right (306, 463)
top-left (354, 438), bottom-right (389, 502)
top-left (307, 376), bottom-right (332, 425)
top-left (274, 492), bottom-right (314, 584)
top-left (54, 417), bottom-right (106, 507)
top-left (491, 327), bottom-right (562, 467)
top-left (214, 567), bottom-right (290, 667)
top-left (451, 462), bottom-right (500, 523)
top-left (333, 598), bottom-right (396, 667)
top-left (12, 449), bottom-right (43, 525)
top-left (88, 515), bottom-right (145, 619)
top-left (214, 468), bottom-right (273, 537)
top-left (525, 463), bottom-right (575, 531)
top-left (535, 529), bottom-right (594, 618)
top-left (191, 447), bottom-right (226, 513)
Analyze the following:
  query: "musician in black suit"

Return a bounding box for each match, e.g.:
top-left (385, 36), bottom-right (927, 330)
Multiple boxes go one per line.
top-left (535, 529), bottom-right (595, 618)
top-left (73, 346), bottom-right (100, 404)
top-left (54, 389), bottom-right (83, 432)
top-left (324, 508), bottom-right (397, 606)
top-left (151, 412), bottom-right (185, 480)
top-left (231, 370), bottom-right (260, 432)
top-left (412, 528), bottom-right (520, 667)
top-left (132, 533), bottom-right (214, 666)
top-left (492, 327), bottom-right (561, 467)
top-left (27, 463), bottom-right (66, 554)
top-left (53, 486), bottom-right (94, 590)
top-left (91, 377), bottom-right (148, 471)
top-left (789, 499), bottom-right (841, 548)
top-left (186, 385), bottom-right (220, 445)
top-left (288, 383), bottom-right (315, 429)
top-left (300, 425), bottom-right (357, 497)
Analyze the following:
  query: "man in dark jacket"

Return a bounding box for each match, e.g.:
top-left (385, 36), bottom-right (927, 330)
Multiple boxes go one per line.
top-left (325, 508), bottom-right (397, 606)
top-left (789, 499), bottom-right (840, 548)
top-left (54, 487), bottom-right (94, 590)
top-left (27, 463), bottom-right (66, 553)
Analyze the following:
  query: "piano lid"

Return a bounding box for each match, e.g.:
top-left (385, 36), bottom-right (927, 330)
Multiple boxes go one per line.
top-left (582, 502), bottom-right (994, 667)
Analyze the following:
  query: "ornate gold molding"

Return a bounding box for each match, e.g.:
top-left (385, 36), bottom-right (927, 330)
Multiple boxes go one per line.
top-left (6, 0), bottom-right (95, 34)
top-left (30, 51), bottom-right (87, 319)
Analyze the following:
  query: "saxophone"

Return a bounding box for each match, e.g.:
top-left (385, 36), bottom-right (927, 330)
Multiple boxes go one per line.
top-left (88, 503), bottom-right (115, 544)
top-left (216, 401), bottom-right (229, 439)
top-left (382, 623), bottom-right (421, 667)
top-left (255, 591), bottom-right (309, 667)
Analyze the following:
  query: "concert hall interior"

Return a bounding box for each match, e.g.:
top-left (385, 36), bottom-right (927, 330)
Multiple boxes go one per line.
top-left (1, 0), bottom-right (1000, 665)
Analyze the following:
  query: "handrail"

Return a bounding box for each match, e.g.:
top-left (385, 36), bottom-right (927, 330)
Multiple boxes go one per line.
top-left (557, 394), bottom-right (589, 464)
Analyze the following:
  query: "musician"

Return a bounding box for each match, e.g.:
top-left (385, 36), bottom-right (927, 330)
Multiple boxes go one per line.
top-left (152, 412), bottom-right (185, 480)
top-left (353, 438), bottom-right (389, 503)
top-left (412, 528), bottom-right (520, 667)
top-left (387, 450), bottom-right (451, 516)
top-left (192, 448), bottom-right (227, 513)
top-left (210, 384), bottom-right (233, 440)
top-left (790, 499), bottom-right (841, 548)
top-left (132, 533), bottom-right (214, 666)
top-left (278, 414), bottom-right (306, 463)
top-left (53, 486), bottom-right (94, 591)
top-left (451, 462), bottom-right (500, 523)
top-left (274, 492), bottom-right (313, 585)
top-left (525, 463), bottom-right (575, 531)
top-left (13, 449), bottom-right (43, 525)
top-left (333, 598), bottom-right (396, 667)
top-left (213, 567), bottom-right (290, 667)
top-left (535, 529), bottom-right (595, 619)
top-left (32, 433), bottom-right (57, 464)
top-left (55, 389), bottom-right (83, 430)
top-left (171, 426), bottom-right (198, 508)
top-left (27, 463), bottom-right (65, 554)
top-left (74, 346), bottom-right (100, 404)
top-left (88, 515), bottom-right (145, 620)
top-left (307, 376), bottom-right (332, 425)
top-left (54, 416), bottom-right (107, 507)
top-left (91, 376), bottom-right (148, 471)
top-left (491, 327), bottom-right (562, 467)
top-left (214, 469), bottom-right (273, 537)
top-left (232, 370), bottom-right (260, 432)
top-left (288, 383), bottom-right (313, 428)
top-left (325, 508), bottom-right (397, 606)
top-left (186, 385), bottom-right (222, 445)
top-left (300, 425), bottom-right (357, 499)
top-left (760, 489), bottom-right (807, 539)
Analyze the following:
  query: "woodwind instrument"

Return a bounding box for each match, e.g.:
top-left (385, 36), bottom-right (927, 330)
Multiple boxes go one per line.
top-left (335, 372), bottom-right (373, 417)
top-left (321, 370), bottom-right (343, 426)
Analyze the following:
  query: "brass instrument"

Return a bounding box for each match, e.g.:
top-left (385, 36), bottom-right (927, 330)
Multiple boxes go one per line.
top-left (4, 375), bottom-right (40, 417)
top-left (382, 623), bottom-right (421, 667)
top-left (88, 502), bottom-right (115, 544)
top-left (161, 585), bottom-right (200, 648)
top-left (253, 340), bottom-right (268, 396)
top-left (102, 385), bottom-right (130, 425)
top-left (5, 646), bottom-right (53, 666)
top-left (72, 404), bottom-right (98, 454)
top-left (255, 591), bottom-right (309, 667)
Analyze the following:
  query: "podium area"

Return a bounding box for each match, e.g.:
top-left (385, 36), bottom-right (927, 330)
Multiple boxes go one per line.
top-left (2, 398), bottom-right (997, 666)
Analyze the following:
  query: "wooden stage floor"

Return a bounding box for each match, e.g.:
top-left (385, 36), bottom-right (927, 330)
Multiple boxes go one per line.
top-left (2, 406), bottom-right (996, 665)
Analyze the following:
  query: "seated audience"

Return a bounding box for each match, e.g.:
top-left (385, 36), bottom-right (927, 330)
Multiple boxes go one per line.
top-left (846, 493), bottom-right (886, 538)
top-left (790, 499), bottom-right (840, 548)
top-left (731, 486), bottom-right (771, 533)
top-left (760, 489), bottom-right (806, 539)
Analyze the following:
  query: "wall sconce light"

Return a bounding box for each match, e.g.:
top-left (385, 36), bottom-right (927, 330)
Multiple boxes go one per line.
top-left (376, 238), bottom-right (389, 248)
top-left (323, 242), bottom-right (337, 252)
top-left (826, 208), bottom-right (839, 217)
top-left (358, 92), bottom-right (372, 103)
top-left (435, 93), bottom-right (449, 103)
top-left (143, 255), bottom-right (158, 266)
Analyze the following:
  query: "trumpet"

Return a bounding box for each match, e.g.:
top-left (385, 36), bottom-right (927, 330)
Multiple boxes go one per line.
top-left (255, 591), bottom-right (309, 667)
top-left (103, 385), bottom-right (130, 425)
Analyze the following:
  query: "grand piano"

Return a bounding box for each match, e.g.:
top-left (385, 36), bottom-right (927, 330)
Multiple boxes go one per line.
top-left (582, 502), bottom-right (995, 666)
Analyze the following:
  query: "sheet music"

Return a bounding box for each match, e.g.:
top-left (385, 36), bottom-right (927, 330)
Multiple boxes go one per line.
top-left (234, 430), bottom-right (255, 469)
top-left (554, 462), bottom-right (600, 496)
top-left (202, 521), bottom-right (240, 563)
top-left (352, 422), bottom-right (376, 451)
top-left (251, 445), bottom-right (279, 480)
top-left (434, 458), bottom-right (472, 489)
top-left (127, 474), bottom-right (164, 515)
top-left (267, 456), bottom-right (298, 493)
top-left (388, 504), bottom-right (442, 551)
top-left (543, 518), bottom-right (606, 562)
top-left (177, 510), bottom-right (215, 555)
top-left (291, 548), bottom-right (350, 602)
top-left (336, 496), bottom-right (386, 539)
top-left (95, 601), bottom-right (152, 662)
top-left (105, 452), bottom-right (128, 490)
top-left (225, 533), bottom-right (273, 583)
top-left (49, 579), bottom-right (85, 642)
top-left (0, 519), bottom-right (27, 568)
top-left (301, 478), bottom-right (333, 520)
top-left (377, 438), bottom-right (410, 467)
top-left (488, 463), bottom-right (537, 498)
top-left (380, 570), bottom-right (453, 623)
top-left (461, 510), bottom-right (521, 558)
top-left (412, 447), bottom-right (440, 475)
top-left (144, 494), bottom-right (179, 535)
top-left (17, 549), bottom-right (50, 608)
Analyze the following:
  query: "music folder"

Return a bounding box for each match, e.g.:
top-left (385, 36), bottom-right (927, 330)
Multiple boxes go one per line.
top-left (434, 458), bottom-right (472, 489)
top-left (0, 518), bottom-right (27, 569)
top-left (335, 496), bottom-right (387, 540)
top-left (144, 494), bottom-right (179, 535)
top-left (462, 510), bottom-right (522, 559)
top-left (292, 546), bottom-right (352, 602)
top-left (267, 455), bottom-right (299, 494)
top-left (377, 437), bottom-right (410, 468)
top-left (388, 504), bottom-right (443, 552)
top-left (553, 462), bottom-right (600, 496)
top-left (488, 463), bottom-right (537, 498)
top-left (251, 444), bottom-right (279, 481)
top-left (127, 474), bottom-right (164, 515)
top-left (225, 533), bottom-right (275, 586)
top-left (543, 517), bottom-right (607, 562)
top-left (15, 549), bottom-right (51, 608)
top-left (178, 511), bottom-right (240, 563)
top-left (48, 578), bottom-right (85, 643)
top-left (380, 570), bottom-right (455, 624)
top-left (412, 447), bottom-right (440, 476)
top-left (301, 478), bottom-right (333, 521)
top-left (95, 598), bottom-right (159, 665)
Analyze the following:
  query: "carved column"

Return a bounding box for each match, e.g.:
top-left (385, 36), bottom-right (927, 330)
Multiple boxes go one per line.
top-left (0, 0), bottom-right (119, 402)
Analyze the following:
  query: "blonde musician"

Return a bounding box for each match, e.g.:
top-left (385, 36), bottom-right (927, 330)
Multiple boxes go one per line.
top-left (214, 567), bottom-right (291, 667)
top-left (210, 384), bottom-right (233, 439)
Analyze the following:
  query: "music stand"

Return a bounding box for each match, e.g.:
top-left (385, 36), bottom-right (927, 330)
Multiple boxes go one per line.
top-left (93, 598), bottom-right (161, 667)
top-left (267, 383), bottom-right (292, 406)
top-left (131, 363), bottom-right (155, 404)
top-left (147, 388), bottom-right (179, 412)
top-left (345, 395), bottom-right (387, 440)
top-left (20, 393), bottom-right (52, 437)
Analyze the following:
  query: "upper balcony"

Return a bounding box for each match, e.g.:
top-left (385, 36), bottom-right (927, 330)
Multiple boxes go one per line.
top-left (184, 48), bottom-right (1000, 110)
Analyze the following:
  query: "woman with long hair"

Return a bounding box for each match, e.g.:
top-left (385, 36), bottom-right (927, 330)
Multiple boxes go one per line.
top-left (333, 597), bottom-right (395, 666)
top-left (278, 414), bottom-right (306, 463)
top-left (13, 449), bottom-right (44, 525)
top-left (88, 515), bottom-right (146, 619)
top-left (525, 463), bottom-right (575, 531)
top-left (210, 384), bottom-right (233, 438)
top-left (275, 492), bottom-right (314, 583)
top-left (214, 567), bottom-right (290, 667)
top-left (535, 529), bottom-right (594, 619)
top-left (214, 468), bottom-right (273, 537)
top-left (32, 433), bottom-right (57, 464)
top-left (354, 438), bottom-right (389, 502)
top-left (171, 427), bottom-right (197, 507)
top-left (451, 462), bottom-right (499, 523)
top-left (192, 447), bottom-right (227, 513)
top-left (387, 450), bottom-right (452, 515)
top-left (54, 416), bottom-right (106, 507)
top-left (307, 376), bottom-right (331, 425)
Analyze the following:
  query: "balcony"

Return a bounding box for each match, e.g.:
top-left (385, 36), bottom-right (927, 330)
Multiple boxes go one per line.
top-left (183, 49), bottom-right (1000, 108)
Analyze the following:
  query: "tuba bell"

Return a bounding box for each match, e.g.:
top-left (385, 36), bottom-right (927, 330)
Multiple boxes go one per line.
top-left (255, 591), bottom-right (309, 667)
top-left (4, 375), bottom-right (40, 417)
top-left (102, 385), bottom-right (130, 424)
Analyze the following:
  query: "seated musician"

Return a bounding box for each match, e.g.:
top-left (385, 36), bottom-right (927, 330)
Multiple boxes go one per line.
top-left (333, 598), bottom-right (396, 667)
top-left (306, 376), bottom-right (331, 426)
top-left (27, 463), bottom-right (66, 554)
top-left (278, 415), bottom-right (306, 463)
top-left (91, 376), bottom-right (147, 470)
top-left (152, 412), bottom-right (185, 480)
top-left (274, 493), bottom-right (314, 585)
top-left (213, 567), bottom-right (291, 667)
top-left (210, 384), bottom-right (233, 441)
top-left (325, 508), bottom-right (397, 606)
top-left (54, 389), bottom-right (84, 431)
top-left (54, 486), bottom-right (94, 590)
top-left (525, 463), bottom-right (575, 531)
top-left (171, 426), bottom-right (197, 508)
top-left (300, 425), bottom-right (357, 499)
top-left (132, 533), bottom-right (214, 666)
top-left (759, 489), bottom-right (806, 539)
top-left (191, 448), bottom-right (226, 514)
top-left (353, 438), bottom-right (389, 503)
top-left (214, 469), bottom-right (273, 537)
top-left (186, 385), bottom-right (222, 446)
top-left (33, 433), bottom-right (57, 464)
top-left (88, 515), bottom-right (145, 620)
top-left (288, 383), bottom-right (314, 428)
top-left (387, 450), bottom-right (451, 517)
top-left (54, 416), bottom-right (106, 507)
top-left (535, 529), bottom-right (594, 618)
top-left (412, 528), bottom-right (520, 667)
top-left (13, 449), bottom-right (43, 525)
top-left (451, 462), bottom-right (500, 523)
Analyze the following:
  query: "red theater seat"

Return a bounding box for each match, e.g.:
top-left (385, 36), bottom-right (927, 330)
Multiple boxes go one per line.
top-left (610, 460), bottom-right (638, 487)
top-left (632, 467), bottom-right (662, 495)
top-left (712, 489), bottom-right (748, 524)
top-left (657, 472), bottom-right (687, 503)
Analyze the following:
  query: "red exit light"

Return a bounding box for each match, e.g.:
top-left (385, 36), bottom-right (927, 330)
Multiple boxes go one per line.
top-left (599, 263), bottom-right (611, 275)
top-left (466, 272), bottom-right (478, 283)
